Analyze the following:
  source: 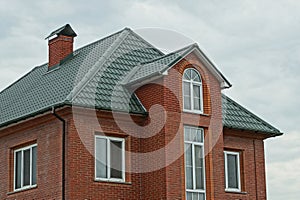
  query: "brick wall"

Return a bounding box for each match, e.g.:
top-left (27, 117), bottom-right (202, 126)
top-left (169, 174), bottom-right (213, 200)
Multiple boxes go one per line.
top-left (223, 128), bottom-right (267, 200)
top-left (0, 50), bottom-right (269, 200)
top-left (0, 113), bottom-right (63, 200)
top-left (134, 51), bottom-right (224, 199)
top-left (65, 108), bottom-right (144, 200)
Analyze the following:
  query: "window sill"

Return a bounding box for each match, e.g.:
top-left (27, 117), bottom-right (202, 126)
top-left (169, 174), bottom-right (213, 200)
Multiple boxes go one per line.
top-left (225, 189), bottom-right (247, 195)
top-left (94, 179), bottom-right (132, 185)
top-left (183, 110), bottom-right (209, 116)
top-left (7, 185), bottom-right (37, 195)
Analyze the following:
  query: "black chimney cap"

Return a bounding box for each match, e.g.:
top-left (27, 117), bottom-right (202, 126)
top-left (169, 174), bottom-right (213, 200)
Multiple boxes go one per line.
top-left (45, 24), bottom-right (77, 39)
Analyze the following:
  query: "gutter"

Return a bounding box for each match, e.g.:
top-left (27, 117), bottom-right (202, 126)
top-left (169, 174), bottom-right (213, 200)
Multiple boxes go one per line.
top-left (52, 107), bottom-right (66, 200)
top-left (0, 102), bottom-right (68, 130)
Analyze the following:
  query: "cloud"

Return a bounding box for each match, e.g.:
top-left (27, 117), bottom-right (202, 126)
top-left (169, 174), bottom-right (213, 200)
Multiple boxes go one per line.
top-left (266, 131), bottom-right (300, 199)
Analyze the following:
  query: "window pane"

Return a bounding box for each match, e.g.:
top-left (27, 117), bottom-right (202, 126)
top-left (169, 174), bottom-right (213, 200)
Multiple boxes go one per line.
top-left (184, 127), bottom-right (191, 141)
top-left (227, 154), bottom-right (239, 189)
top-left (184, 70), bottom-right (191, 80)
top-left (184, 97), bottom-right (191, 110)
top-left (192, 192), bottom-right (198, 200)
top-left (185, 144), bottom-right (193, 189)
top-left (187, 69), bottom-right (192, 80)
top-left (23, 149), bottom-right (30, 186)
top-left (195, 129), bottom-right (203, 143)
top-left (195, 145), bottom-right (204, 189)
top-left (199, 193), bottom-right (205, 200)
top-left (32, 146), bottom-right (37, 185)
top-left (184, 82), bottom-right (191, 110)
top-left (110, 141), bottom-right (123, 179)
top-left (96, 138), bottom-right (107, 178)
top-left (194, 74), bottom-right (201, 82)
top-left (184, 82), bottom-right (191, 96)
top-left (193, 85), bottom-right (201, 111)
top-left (15, 151), bottom-right (22, 189)
top-left (191, 69), bottom-right (197, 80)
top-left (186, 192), bottom-right (193, 200)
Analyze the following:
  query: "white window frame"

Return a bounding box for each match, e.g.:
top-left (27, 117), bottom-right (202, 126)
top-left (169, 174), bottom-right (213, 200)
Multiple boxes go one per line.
top-left (183, 68), bottom-right (203, 114)
top-left (95, 135), bottom-right (125, 182)
top-left (224, 151), bottom-right (241, 192)
top-left (184, 126), bottom-right (206, 200)
top-left (13, 144), bottom-right (37, 191)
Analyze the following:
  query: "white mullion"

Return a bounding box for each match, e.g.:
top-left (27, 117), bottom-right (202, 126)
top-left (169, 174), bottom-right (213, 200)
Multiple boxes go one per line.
top-left (201, 143), bottom-right (206, 199)
top-left (122, 140), bottom-right (125, 181)
top-left (14, 150), bottom-right (17, 190)
top-left (224, 152), bottom-right (228, 189)
top-left (94, 137), bottom-right (97, 180)
top-left (21, 150), bottom-right (24, 188)
top-left (199, 83), bottom-right (203, 112)
top-left (107, 138), bottom-right (110, 179)
top-left (190, 81), bottom-right (194, 111)
top-left (192, 144), bottom-right (196, 190)
top-left (29, 147), bottom-right (32, 186)
top-left (236, 153), bottom-right (241, 191)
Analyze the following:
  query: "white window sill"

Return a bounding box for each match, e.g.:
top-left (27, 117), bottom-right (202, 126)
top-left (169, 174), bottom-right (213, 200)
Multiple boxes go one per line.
top-left (186, 189), bottom-right (206, 193)
top-left (94, 179), bottom-right (131, 185)
top-left (225, 189), bottom-right (247, 195)
top-left (183, 110), bottom-right (210, 116)
top-left (8, 185), bottom-right (37, 195)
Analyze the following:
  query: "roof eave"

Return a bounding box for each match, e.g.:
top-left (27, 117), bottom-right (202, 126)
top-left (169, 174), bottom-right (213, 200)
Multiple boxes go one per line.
top-left (0, 102), bottom-right (69, 130)
top-left (190, 46), bottom-right (232, 89)
top-left (123, 71), bottom-right (164, 88)
top-left (157, 45), bottom-right (232, 89)
top-left (223, 125), bottom-right (283, 138)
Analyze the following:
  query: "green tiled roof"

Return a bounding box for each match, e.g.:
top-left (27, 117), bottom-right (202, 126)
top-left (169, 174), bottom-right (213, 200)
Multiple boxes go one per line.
top-left (222, 94), bottom-right (282, 136)
top-left (122, 44), bottom-right (193, 85)
top-left (0, 26), bottom-right (282, 136)
top-left (0, 28), bottom-right (163, 127)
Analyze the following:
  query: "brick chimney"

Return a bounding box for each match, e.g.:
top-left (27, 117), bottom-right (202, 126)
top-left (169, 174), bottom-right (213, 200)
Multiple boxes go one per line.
top-left (46, 24), bottom-right (77, 68)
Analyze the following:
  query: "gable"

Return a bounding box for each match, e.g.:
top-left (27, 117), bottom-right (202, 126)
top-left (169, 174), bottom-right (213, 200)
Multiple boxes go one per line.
top-left (122, 44), bottom-right (231, 89)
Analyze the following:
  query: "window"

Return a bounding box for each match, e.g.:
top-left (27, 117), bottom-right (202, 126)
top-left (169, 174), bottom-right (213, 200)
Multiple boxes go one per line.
top-left (14, 144), bottom-right (37, 191)
top-left (184, 126), bottom-right (206, 200)
top-left (224, 151), bottom-right (241, 192)
top-left (183, 68), bottom-right (203, 113)
top-left (95, 135), bottom-right (125, 182)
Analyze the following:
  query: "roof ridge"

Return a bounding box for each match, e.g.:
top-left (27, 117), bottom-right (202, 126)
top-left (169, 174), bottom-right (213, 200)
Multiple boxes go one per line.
top-left (222, 94), bottom-right (281, 133)
top-left (73, 28), bottom-right (127, 54)
top-left (122, 44), bottom-right (197, 86)
top-left (125, 28), bottom-right (164, 56)
top-left (65, 28), bottom-right (131, 102)
top-left (139, 43), bottom-right (195, 65)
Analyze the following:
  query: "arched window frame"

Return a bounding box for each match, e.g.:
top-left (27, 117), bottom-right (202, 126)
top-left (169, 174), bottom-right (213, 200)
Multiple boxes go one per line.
top-left (182, 68), bottom-right (203, 114)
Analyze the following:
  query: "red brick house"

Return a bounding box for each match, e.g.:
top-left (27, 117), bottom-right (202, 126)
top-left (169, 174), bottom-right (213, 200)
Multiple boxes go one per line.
top-left (0, 24), bottom-right (282, 200)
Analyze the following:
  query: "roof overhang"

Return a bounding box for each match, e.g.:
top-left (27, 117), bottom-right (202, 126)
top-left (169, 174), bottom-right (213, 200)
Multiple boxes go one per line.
top-left (124, 44), bottom-right (232, 89)
top-left (185, 45), bottom-right (232, 89)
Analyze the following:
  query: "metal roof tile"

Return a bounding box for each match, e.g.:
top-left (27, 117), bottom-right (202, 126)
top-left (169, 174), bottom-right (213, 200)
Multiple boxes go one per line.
top-left (222, 94), bottom-right (282, 136)
top-left (0, 27), bottom-right (282, 136)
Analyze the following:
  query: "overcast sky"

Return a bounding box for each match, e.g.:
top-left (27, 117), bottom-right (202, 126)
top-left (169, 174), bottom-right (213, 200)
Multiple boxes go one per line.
top-left (0, 0), bottom-right (299, 199)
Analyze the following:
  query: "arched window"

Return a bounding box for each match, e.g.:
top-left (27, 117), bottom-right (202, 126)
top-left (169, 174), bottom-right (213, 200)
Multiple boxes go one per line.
top-left (183, 68), bottom-right (203, 113)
